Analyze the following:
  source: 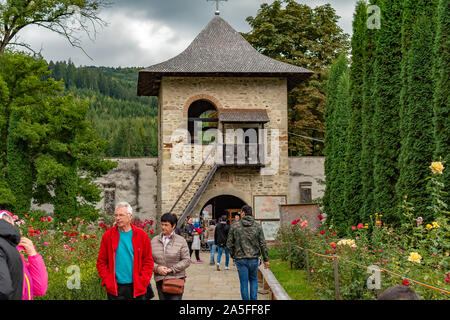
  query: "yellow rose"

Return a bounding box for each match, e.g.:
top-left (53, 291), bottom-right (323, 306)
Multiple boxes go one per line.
top-left (432, 221), bottom-right (439, 229)
top-left (429, 161), bottom-right (445, 175)
top-left (426, 224), bottom-right (433, 230)
top-left (408, 252), bottom-right (422, 264)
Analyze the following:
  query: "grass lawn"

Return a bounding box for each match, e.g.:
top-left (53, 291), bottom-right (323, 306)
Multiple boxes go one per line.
top-left (268, 248), bottom-right (321, 300)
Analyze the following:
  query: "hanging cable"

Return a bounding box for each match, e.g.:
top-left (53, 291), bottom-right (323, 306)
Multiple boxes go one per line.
top-left (288, 132), bottom-right (324, 143)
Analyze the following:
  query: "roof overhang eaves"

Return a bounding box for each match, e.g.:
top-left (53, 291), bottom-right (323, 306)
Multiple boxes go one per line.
top-left (137, 70), bottom-right (314, 97)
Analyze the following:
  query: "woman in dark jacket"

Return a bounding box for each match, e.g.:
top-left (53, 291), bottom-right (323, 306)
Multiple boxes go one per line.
top-left (0, 212), bottom-right (23, 300)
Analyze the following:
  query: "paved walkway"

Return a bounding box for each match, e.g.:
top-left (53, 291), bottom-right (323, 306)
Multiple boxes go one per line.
top-left (151, 251), bottom-right (270, 300)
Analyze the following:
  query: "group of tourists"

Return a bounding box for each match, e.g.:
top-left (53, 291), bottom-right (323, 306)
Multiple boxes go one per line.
top-left (0, 204), bottom-right (422, 301)
top-left (0, 202), bottom-right (270, 301)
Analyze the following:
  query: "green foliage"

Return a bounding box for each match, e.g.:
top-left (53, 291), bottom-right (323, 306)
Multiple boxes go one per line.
top-left (0, 0), bottom-right (108, 54)
top-left (323, 54), bottom-right (350, 233)
top-left (243, 0), bottom-right (350, 156)
top-left (0, 51), bottom-right (116, 221)
top-left (343, 1), bottom-right (366, 228)
top-left (359, 0), bottom-right (380, 223)
top-left (396, 4), bottom-right (437, 222)
top-left (372, 0), bottom-right (403, 225)
top-left (432, 0), bottom-right (450, 207)
top-left (47, 61), bottom-right (159, 157)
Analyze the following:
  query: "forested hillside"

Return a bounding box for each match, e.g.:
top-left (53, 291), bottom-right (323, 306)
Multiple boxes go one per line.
top-left (47, 61), bottom-right (158, 157)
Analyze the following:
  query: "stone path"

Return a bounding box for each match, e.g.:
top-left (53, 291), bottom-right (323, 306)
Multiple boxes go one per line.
top-left (151, 250), bottom-right (270, 300)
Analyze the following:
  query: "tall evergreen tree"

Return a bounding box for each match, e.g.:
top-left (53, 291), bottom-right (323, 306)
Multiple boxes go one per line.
top-left (323, 53), bottom-right (349, 230)
top-left (329, 70), bottom-right (351, 233)
top-left (432, 0), bottom-right (450, 207)
top-left (343, 1), bottom-right (367, 227)
top-left (360, 0), bottom-right (380, 221)
top-left (396, 1), bottom-right (438, 221)
top-left (371, 0), bottom-right (403, 225)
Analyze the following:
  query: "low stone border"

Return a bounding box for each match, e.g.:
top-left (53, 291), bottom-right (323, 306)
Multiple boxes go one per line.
top-left (257, 264), bottom-right (292, 300)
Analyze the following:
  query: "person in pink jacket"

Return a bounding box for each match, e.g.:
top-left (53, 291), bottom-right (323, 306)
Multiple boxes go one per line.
top-left (0, 210), bottom-right (48, 300)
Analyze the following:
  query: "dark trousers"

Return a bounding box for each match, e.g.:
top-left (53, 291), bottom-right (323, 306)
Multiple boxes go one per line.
top-left (187, 241), bottom-right (200, 260)
top-left (107, 283), bottom-right (146, 300)
top-left (156, 280), bottom-right (183, 300)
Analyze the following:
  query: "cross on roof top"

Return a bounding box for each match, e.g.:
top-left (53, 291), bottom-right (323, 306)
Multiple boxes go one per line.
top-left (207, 0), bottom-right (228, 16)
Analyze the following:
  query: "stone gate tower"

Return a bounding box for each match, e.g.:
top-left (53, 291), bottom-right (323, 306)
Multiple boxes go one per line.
top-left (137, 16), bottom-right (313, 226)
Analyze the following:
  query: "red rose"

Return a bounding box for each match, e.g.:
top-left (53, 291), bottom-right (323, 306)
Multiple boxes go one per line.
top-left (48, 217), bottom-right (52, 222)
top-left (402, 279), bottom-right (410, 286)
top-left (331, 232), bottom-right (336, 236)
top-left (357, 223), bottom-right (364, 229)
top-left (318, 214), bottom-right (323, 220)
top-left (320, 230), bottom-right (326, 235)
top-left (445, 278), bottom-right (450, 283)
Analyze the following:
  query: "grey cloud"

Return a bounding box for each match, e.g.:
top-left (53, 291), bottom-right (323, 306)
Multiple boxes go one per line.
top-left (17, 0), bottom-right (357, 67)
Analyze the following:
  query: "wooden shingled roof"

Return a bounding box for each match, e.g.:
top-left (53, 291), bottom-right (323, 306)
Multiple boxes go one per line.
top-left (137, 16), bottom-right (314, 96)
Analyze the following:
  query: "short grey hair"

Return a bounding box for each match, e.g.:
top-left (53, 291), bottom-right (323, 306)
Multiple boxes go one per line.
top-left (115, 201), bottom-right (133, 215)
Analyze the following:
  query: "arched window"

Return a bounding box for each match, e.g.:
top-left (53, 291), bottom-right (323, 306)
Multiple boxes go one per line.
top-left (187, 100), bottom-right (218, 144)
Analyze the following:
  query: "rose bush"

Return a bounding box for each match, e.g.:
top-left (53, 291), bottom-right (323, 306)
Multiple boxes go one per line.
top-left (275, 162), bottom-right (449, 300)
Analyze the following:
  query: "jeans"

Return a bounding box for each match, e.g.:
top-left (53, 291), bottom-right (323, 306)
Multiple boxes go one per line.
top-left (217, 246), bottom-right (229, 267)
top-left (208, 240), bottom-right (217, 262)
top-left (235, 258), bottom-right (259, 300)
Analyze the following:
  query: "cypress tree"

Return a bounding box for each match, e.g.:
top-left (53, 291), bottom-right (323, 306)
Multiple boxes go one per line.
top-left (329, 70), bottom-right (351, 233)
top-left (360, 0), bottom-right (380, 221)
top-left (343, 1), bottom-right (367, 227)
top-left (396, 1), bottom-right (438, 221)
top-left (323, 53), bottom-right (349, 221)
top-left (372, 0), bottom-right (403, 225)
top-left (432, 0), bottom-right (450, 207)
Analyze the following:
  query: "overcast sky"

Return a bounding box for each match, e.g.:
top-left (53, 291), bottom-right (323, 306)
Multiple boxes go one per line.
top-left (18, 0), bottom-right (357, 68)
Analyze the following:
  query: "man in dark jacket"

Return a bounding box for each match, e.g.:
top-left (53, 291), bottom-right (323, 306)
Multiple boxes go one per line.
top-left (227, 205), bottom-right (269, 300)
top-left (0, 213), bottom-right (23, 300)
top-left (97, 201), bottom-right (154, 300)
top-left (214, 214), bottom-right (230, 271)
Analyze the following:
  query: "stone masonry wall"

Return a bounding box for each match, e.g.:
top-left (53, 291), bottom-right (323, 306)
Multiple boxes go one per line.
top-left (158, 77), bottom-right (290, 223)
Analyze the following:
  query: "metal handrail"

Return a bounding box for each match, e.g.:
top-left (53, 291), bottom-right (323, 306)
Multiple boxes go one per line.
top-left (169, 143), bottom-right (217, 216)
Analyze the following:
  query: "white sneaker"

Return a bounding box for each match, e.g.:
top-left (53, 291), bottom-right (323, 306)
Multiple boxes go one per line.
top-left (225, 266), bottom-right (230, 270)
top-left (216, 263), bottom-right (220, 271)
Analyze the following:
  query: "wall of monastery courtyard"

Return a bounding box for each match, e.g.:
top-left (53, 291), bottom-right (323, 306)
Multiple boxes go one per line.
top-left (92, 156), bottom-right (324, 221)
top-left (31, 156), bottom-right (324, 221)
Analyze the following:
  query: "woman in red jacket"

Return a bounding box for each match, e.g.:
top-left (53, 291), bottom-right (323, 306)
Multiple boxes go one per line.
top-left (96, 202), bottom-right (154, 300)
